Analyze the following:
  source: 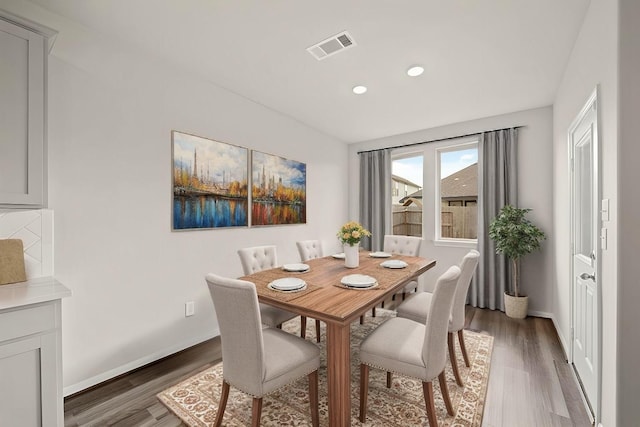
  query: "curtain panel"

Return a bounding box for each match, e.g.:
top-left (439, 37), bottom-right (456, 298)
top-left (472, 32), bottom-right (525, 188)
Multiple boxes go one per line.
top-left (472, 128), bottom-right (518, 310)
top-left (359, 149), bottom-right (391, 251)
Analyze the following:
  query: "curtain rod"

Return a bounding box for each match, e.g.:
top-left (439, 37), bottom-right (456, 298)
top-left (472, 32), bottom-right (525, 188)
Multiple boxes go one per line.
top-left (356, 125), bottom-right (525, 154)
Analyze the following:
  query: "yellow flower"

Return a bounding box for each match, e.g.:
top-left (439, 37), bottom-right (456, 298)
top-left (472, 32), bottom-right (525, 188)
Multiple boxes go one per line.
top-left (351, 230), bottom-right (360, 239)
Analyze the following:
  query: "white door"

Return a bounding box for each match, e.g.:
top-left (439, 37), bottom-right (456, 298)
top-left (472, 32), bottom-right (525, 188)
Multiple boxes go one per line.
top-left (570, 89), bottom-right (600, 419)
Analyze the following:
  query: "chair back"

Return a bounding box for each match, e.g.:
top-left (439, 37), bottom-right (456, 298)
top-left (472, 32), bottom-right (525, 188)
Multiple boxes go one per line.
top-left (421, 265), bottom-right (460, 379)
top-left (450, 250), bottom-right (480, 331)
top-left (205, 273), bottom-right (266, 396)
top-left (296, 240), bottom-right (323, 261)
top-left (238, 245), bottom-right (278, 275)
top-left (383, 235), bottom-right (421, 256)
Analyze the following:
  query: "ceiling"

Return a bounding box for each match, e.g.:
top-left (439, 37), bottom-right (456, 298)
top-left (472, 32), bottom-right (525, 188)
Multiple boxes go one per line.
top-left (31, 0), bottom-right (590, 143)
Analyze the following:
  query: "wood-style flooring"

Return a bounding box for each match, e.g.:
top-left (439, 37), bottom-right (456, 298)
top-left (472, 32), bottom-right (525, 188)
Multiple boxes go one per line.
top-left (63, 305), bottom-right (592, 426)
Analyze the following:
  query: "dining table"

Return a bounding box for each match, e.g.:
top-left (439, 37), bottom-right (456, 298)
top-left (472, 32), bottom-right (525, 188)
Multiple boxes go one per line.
top-left (239, 250), bottom-right (436, 426)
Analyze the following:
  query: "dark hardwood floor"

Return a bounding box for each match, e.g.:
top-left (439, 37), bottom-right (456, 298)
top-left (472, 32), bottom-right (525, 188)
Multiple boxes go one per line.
top-left (63, 305), bottom-right (592, 426)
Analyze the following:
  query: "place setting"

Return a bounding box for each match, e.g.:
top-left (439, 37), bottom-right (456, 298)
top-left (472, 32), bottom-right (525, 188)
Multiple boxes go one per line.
top-left (282, 263), bottom-right (310, 273)
top-left (380, 259), bottom-right (408, 269)
top-left (267, 277), bottom-right (308, 293)
top-left (336, 274), bottom-right (379, 290)
top-left (369, 251), bottom-right (392, 258)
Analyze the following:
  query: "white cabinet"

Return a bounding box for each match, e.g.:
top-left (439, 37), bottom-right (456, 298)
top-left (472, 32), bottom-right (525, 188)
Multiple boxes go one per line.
top-left (0, 277), bottom-right (71, 426)
top-left (0, 14), bottom-right (55, 208)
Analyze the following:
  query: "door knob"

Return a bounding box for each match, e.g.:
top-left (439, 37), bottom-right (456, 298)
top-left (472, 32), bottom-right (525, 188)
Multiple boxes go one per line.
top-left (580, 272), bottom-right (596, 281)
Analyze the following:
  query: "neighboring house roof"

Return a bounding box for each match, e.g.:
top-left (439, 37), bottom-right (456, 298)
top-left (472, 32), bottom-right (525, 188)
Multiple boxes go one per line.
top-left (392, 174), bottom-right (420, 188)
top-left (399, 189), bottom-right (422, 205)
top-left (441, 163), bottom-right (478, 199)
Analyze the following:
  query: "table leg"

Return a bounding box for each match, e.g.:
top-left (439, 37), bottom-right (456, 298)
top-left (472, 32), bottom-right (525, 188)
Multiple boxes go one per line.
top-left (326, 322), bottom-right (351, 426)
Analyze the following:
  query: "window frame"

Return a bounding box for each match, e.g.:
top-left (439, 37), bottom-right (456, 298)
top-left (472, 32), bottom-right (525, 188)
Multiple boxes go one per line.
top-left (434, 137), bottom-right (479, 247)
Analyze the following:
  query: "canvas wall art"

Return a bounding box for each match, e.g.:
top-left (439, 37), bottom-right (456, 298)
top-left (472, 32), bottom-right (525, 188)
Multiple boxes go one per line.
top-left (251, 150), bottom-right (306, 226)
top-left (172, 131), bottom-right (248, 230)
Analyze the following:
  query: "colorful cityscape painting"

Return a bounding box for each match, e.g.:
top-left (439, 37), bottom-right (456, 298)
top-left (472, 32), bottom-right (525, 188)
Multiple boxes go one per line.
top-left (251, 150), bottom-right (306, 226)
top-left (172, 131), bottom-right (248, 230)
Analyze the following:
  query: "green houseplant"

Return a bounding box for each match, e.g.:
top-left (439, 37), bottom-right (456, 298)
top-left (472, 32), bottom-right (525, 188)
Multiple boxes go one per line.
top-left (489, 205), bottom-right (546, 318)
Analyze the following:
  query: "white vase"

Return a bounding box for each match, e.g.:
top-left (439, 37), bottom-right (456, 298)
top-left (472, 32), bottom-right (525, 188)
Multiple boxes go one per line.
top-left (344, 243), bottom-right (360, 268)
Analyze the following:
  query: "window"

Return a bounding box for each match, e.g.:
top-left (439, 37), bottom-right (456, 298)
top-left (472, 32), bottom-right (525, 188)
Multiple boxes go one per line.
top-left (391, 154), bottom-right (423, 237)
top-left (436, 142), bottom-right (478, 241)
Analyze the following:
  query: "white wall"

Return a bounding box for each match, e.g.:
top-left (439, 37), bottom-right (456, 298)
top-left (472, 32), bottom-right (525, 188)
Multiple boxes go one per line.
top-left (348, 107), bottom-right (554, 315)
top-left (617, 1), bottom-right (640, 425)
top-left (552, 0), bottom-right (618, 425)
top-left (1, 1), bottom-right (349, 395)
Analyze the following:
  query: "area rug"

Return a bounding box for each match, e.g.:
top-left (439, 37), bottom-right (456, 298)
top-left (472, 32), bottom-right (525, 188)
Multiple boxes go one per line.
top-left (157, 310), bottom-right (493, 426)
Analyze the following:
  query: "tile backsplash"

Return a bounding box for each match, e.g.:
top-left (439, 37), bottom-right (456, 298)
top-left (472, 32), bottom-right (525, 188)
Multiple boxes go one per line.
top-left (0, 209), bottom-right (53, 278)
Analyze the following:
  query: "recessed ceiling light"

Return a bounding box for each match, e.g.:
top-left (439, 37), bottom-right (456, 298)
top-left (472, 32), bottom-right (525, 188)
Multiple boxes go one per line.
top-left (352, 85), bottom-right (367, 95)
top-left (407, 65), bottom-right (424, 77)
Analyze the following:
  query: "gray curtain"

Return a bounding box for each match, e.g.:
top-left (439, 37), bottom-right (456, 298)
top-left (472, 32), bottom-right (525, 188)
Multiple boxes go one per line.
top-left (471, 128), bottom-right (518, 311)
top-left (359, 149), bottom-right (391, 251)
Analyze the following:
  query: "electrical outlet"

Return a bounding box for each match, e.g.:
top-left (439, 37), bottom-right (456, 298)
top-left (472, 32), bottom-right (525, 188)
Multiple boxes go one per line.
top-left (185, 301), bottom-right (195, 317)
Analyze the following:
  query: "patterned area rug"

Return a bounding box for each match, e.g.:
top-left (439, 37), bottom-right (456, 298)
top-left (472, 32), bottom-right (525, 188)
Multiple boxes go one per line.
top-left (158, 310), bottom-right (493, 426)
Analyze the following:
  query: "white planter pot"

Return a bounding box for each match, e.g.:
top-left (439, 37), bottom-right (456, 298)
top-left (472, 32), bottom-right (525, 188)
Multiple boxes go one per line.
top-left (344, 243), bottom-right (359, 268)
top-left (504, 292), bottom-right (528, 319)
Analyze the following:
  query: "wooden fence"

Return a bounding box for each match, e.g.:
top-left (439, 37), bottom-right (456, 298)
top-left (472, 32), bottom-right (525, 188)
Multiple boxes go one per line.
top-left (441, 206), bottom-right (477, 239)
top-left (392, 206), bottom-right (422, 237)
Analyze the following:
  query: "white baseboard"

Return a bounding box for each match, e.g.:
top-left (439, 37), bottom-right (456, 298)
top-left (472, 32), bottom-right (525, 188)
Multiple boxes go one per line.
top-left (527, 310), bottom-right (552, 318)
top-left (550, 314), bottom-right (570, 360)
top-left (63, 328), bottom-right (219, 397)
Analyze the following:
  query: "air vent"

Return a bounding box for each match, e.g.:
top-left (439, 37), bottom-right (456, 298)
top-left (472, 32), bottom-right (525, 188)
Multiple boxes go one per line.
top-left (307, 31), bottom-right (356, 60)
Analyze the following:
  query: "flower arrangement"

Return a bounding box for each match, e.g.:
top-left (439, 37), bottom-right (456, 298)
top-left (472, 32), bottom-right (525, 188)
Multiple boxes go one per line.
top-left (337, 221), bottom-right (371, 246)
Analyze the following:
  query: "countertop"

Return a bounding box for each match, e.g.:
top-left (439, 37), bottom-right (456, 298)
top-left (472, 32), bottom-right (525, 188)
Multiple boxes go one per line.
top-left (0, 276), bottom-right (71, 311)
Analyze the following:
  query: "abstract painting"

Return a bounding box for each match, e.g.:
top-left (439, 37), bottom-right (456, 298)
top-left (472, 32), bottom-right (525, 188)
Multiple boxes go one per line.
top-left (251, 150), bottom-right (306, 226)
top-left (172, 131), bottom-right (248, 230)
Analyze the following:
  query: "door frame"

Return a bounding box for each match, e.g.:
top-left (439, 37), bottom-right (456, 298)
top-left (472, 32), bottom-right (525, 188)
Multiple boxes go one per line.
top-left (568, 86), bottom-right (601, 424)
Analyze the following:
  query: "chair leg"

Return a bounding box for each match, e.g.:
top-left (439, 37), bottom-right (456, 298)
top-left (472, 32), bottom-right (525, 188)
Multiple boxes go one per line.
top-left (381, 300), bottom-right (385, 308)
top-left (214, 381), bottom-right (230, 427)
top-left (422, 381), bottom-right (438, 427)
top-left (458, 329), bottom-right (470, 367)
top-left (315, 319), bottom-right (321, 343)
top-left (359, 364), bottom-right (370, 423)
top-left (438, 371), bottom-right (454, 416)
top-left (448, 332), bottom-right (464, 387)
top-left (386, 371), bottom-right (392, 388)
top-left (360, 315), bottom-right (364, 324)
top-left (402, 292), bottom-right (407, 301)
top-left (301, 316), bottom-right (307, 339)
top-left (372, 307), bottom-right (376, 317)
top-left (308, 370), bottom-right (319, 427)
top-left (251, 397), bottom-right (263, 427)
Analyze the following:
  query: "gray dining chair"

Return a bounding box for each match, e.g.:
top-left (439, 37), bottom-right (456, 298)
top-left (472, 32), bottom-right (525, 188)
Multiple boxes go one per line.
top-left (396, 249), bottom-right (480, 386)
top-left (238, 245), bottom-right (311, 339)
top-left (295, 240), bottom-right (323, 342)
top-left (358, 265), bottom-right (461, 426)
top-left (205, 273), bottom-right (320, 427)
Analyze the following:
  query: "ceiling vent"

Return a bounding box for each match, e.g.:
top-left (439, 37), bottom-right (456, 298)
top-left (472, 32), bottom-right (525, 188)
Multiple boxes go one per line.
top-left (307, 31), bottom-right (356, 60)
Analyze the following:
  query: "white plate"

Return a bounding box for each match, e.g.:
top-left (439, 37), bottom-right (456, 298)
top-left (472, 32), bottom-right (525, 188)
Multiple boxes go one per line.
top-left (332, 253), bottom-right (346, 259)
top-left (341, 274), bottom-right (377, 288)
top-left (268, 277), bottom-right (306, 291)
top-left (282, 263), bottom-right (310, 272)
top-left (381, 260), bottom-right (408, 269)
top-left (369, 251), bottom-right (392, 258)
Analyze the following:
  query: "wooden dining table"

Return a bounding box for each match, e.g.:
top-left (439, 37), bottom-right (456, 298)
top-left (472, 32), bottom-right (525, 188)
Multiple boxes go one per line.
top-left (239, 250), bottom-right (436, 426)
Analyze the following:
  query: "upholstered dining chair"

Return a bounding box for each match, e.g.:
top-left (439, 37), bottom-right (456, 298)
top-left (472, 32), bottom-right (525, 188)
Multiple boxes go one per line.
top-left (358, 265), bottom-right (461, 426)
top-left (296, 239), bottom-right (323, 261)
top-left (364, 234), bottom-right (422, 321)
top-left (396, 249), bottom-right (480, 386)
top-left (205, 274), bottom-right (320, 427)
top-left (237, 246), bottom-right (306, 337)
top-left (295, 240), bottom-right (323, 342)
top-left (384, 234), bottom-right (423, 300)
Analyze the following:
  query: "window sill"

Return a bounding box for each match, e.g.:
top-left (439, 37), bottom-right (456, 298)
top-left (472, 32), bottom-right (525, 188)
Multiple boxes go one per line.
top-left (433, 238), bottom-right (478, 248)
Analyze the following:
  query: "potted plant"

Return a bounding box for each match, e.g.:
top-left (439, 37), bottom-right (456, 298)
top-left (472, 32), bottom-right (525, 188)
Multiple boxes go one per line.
top-left (489, 205), bottom-right (546, 318)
